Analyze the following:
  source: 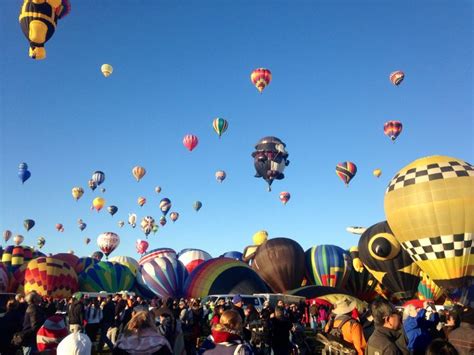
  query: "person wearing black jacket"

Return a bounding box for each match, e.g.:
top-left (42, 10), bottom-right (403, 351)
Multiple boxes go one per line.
top-left (270, 306), bottom-right (293, 355)
top-left (0, 300), bottom-right (24, 355)
top-left (19, 292), bottom-right (46, 355)
top-left (98, 296), bottom-right (116, 352)
top-left (68, 292), bottom-right (85, 333)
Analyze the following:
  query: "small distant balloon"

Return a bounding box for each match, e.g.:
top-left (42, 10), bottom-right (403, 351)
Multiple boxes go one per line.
top-left (251, 68), bottom-right (272, 93)
top-left (13, 234), bottom-right (24, 246)
top-left (279, 191), bottom-right (290, 205)
top-left (159, 198), bottom-right (172, 216)
top-left (384, 121), bottom-right (403, 142)
top-left (88, 179), bottom-right (97, 191)
top-left (37, 237), bottom-right (46, 249)
top-left (91, 171), bottom-right (105, 186)
top-left (136, 239), bottom-right (149, 255)
top-left (55, 224), bottom-right (64, 232)
top-left (159, 216), bottom-right (167, 227)
top-left (253, 230), bottom-right (268, 245)
top-left (92, 197), bottom-right (106, 212)
top-left (212, 118), bottom-right (229, 138)
top-left (132, 166), bottom-right (146, 182)
top-left (155, 186), bottom-right (162, 194)
top-left (373, 169), bottom-right (382, 178)
top-left (71, 187), bottom-right (84, 201)
top-left (193, 201), bottom-right (202, 212)
top-left (128, 213), bottom-right (137, 228)
top-left (170, 212), bottom-right (179, 222)
top-left (152, 224), bottom-right (159, 235)
top-left (23, 219), bottom-right (35, 232)
top-left (78, 222), bottom-right (87, 232)
top-left (84, 237), bottom-right (91, 245)
top-left (140, 216), bottom-right (155, 237)
top-left (137, 197), bottom-right (146, 207)
top-left (101, 64), bottom-right (113, 77)
top-left (18, 162), bottom-right (31, 184)
top-left (389, 70), bottom-right (405, 86)
top-left (107, 205), bottom-right (118, 216)
top-left (183, 134), bottom-right (199, 151)
top-left (336, 162), bottom-right (357, 186)
top-left (3, 230), bottom-right (12, 242)
top-left (215, 170), bottom-right (226, 183)
top-left (118, 221), bottom-right (125, 228)
top-left (101, 188), bottom-right (106, 193)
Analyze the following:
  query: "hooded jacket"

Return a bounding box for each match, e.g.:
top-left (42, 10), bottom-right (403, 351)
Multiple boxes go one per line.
top-left (199, 328), bottom-right (253, 354)
top-left (365, 326), bottom-right (409, 355)
top-left (113, 328), bottom-right (172, 355)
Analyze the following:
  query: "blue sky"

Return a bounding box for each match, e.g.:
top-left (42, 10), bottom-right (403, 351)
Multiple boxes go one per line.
top-left (1, 0), bottom-right (472, 259)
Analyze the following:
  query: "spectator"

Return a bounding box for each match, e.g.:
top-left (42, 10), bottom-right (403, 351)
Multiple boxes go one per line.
top-left (98, 295), bottom-right (115, 351)
top-left (20, 292), bottom-right (46, 355)
top-left (426, 339), bottom-right (458, 355)
top-left (443, 311), bottom-right (461, 339)
top-left (0, 300), bottom-right (23, 354)
top-left (448, 306), bottom-right (474, 355)
top-left (68, 292), bottom-right (85, 333)
top-left (403, 301), bottom-right (439, 354)
top-left (232, 295), bottom-right (246, 323)
top-left (270, 306), bottom-right (292, 355)
top-left (244, 304), bottom-right (259, 326)
top-left (210, 305), bottom-right (225, 327)
top-left (309, 301), bottom-right (318, 333)
top-left (85, 298), bottom-right (102, 344)
top-left (365, 299), bottom-right (408, 355)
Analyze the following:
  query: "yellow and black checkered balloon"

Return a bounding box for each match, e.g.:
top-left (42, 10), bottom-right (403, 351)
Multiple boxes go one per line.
top-left (384, 156), bottom-right (474, 293)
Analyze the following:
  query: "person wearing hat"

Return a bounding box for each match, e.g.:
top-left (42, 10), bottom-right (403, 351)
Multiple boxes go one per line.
top-left (231, 295), bottom-right (245, 324)
top-left (365, 299), bottom-right (408, 355)
top-left (448, 306), bottom-right (474, 355)
top-left (68, 292), bottom-right (85, 333)
top-left (324, 298), bottom-right (367, 355)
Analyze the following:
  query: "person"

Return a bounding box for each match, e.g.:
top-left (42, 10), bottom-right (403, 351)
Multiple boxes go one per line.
top-left (448, 306), bottom-right (474, 355)
top-left (365, 299), bottom-right (409, 355)
top-left (68, 292), bottom-right (85, 333)
top-left (155, 306), bottom-right (176, 349)
top-left (270, 306), bottom-right (292, 355)
top-left (0, 300), bottom-right (24, 355)
top-left (113, 310), bottom-right (172, 355)
top-left (318, 304), bottom-right (329, 331)
top-left (244, 304), bottom-right (259, 326)
top-left (199, 309), bottom-right (253, 354)
top-left (20, 292), bottom-right (46, 355)
top-left (232, 295), bottom-right (246, 324)
top-left (403, 301), bottom-right (439, 354)
top-left (425, 339), bottom-right (459, 355)
top-left (210, 305), bottom-right (225, 327)
top-left (85, 298), bottom-right (102, 344)
top-left (98, 295), bottom-right (115, 352)
top-left (309, 300), bottom-right (318, 333)
top-left (324, 298), bottom-right (367, 355)
top-left (443, 311), bottom-right (461, 339)
top-left (56, 332), bottom-right (92, 355)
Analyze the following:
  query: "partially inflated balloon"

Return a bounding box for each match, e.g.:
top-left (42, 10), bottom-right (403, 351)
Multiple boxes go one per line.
top-left (252, 231), bottom-right (268, 246)
top-left (193, 201), bottom-right (202, 212)
top-left (305, 245), bottom-right (352, 289)
top-left (384, 121), bottom-right (403, 142)
top-left (384, 156), bottom-right (474, 302)
top-left (183, 134), bottom-right (199, 151)
top-left (170, 212), bottom-right (179, 222)
top-left (51, 253), bottom-right (79, 269)
top-left (251, 68), bottom-right (272, 93)
top-left (109, 256), bottom-right (139, 276)
top-left (418, 272), bottom-right (444, 302)
top-left (389, 70), bottom-right (405, 86)
top-left (336, 162), bottom-right (357, 186)
top-left (137, 197), bottom-right (146, 207)
top-left (212, 118), bottom-right (228, 138)
top-left (23, 219), bottom-right (35, 232)
top-left (92, 197), bottom-right (105, 212)
top-left (132, 166), bottom-right (146, 182)
top-left (101, 64), bottom-right (113, 77)
top-left (71, 187), bottom-right (84, 201)
top-left (159, 198), bottom-right (171, 215)
top-left (107, 205), bottom-right (118, 216)
top-left (373, 169), bottom-right (382, 178)
top-left (178, 249), bottom-right (212, 274)
top-left (97, 232), bottom-right (120, 259)
top-left (79, 261), bottom-right (134, 293)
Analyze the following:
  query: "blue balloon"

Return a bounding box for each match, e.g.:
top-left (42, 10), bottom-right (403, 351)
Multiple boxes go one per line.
top-left (220, 251), bottom-right (243, 261)
top-left (18, 162), bottom-right (28, 170)
top-left (18, 169), bottom-right (31, 184)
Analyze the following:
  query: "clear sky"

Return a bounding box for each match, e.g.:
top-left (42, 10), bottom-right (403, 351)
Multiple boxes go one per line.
top-left (1, 0), bottom-right (472, 259)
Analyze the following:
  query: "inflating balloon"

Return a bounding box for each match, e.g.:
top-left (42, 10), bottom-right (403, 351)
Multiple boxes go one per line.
top-left (97, 232), bottom-right (120, 259)
top-left (71, 187), bottom-right (84, 201)
top-left (215, 170), bottom-right (226, 183)
top-left (170, 212), bottom-right (179, 222)
top-left (23, 219), bottom-right (35, 232)
top-left (101, 64), bottom-right (113, 77)
top-left (384, 121), bottom-right (403, 142)
top-left (384, 156), bottom-right (474, 302)
top-left (183, 134), bottom-right (199, 151)
top-left (137, 197), bottom-right (146, 207)
top-left (19, 0), bottom-right (70, 60)
top-left (109, 256), bottom-right (139, 276)
top-left (132, 166), bottom-right (146, 182)
top-left (418, 271), bottom-right (444, 302)
top-left (178, 248), bottom-right (212, 274)
top-left (336, 162), bottom-right (357, 186)
top-left (345, 247), bottom-right (379, 302)
top-left (159, 198), bottom-right (172, 216)
top-left (279, 191), bottom-right (290, 205)
top-left (389, 70), bottom-right (405, 86)
top-left (78, 261), bottom-right (134, 293)
top-left (193, 201), bottom-right (202, 212)
top-left (251, 68), bottom-right (272, 93)
top-left (252, 137), bottom-right (290, 191)
top-left (92, 197), bottom-right (105, 212)
top-left (212, 118), bottom-right (228, 138)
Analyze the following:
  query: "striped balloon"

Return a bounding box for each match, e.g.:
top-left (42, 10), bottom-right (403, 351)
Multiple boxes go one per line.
top-left (418, 272), bottom-right (444, 301)
top-left (335, 162), bottom-right (357, 186)
top-left (78, 261), bottom-right (135, 293)
top-left (91, 171), bottom-right (105, 185)
top-left (109, 256), bottom-right (139, 276)
top-left (74, 257), bottom-right (98, 274)
top-left (25, 257), bottom-right (79, 299)
top-left (305, 245), bottom-right (352, 289)
top-left (212, 118), bottom-right (229, 138)
top-left (389, 70), bottom-right (405, 86)
top-left (139, 248), bottom-right (177, 266)
top-left (1, 245), bottom-right (43, 273)
top-left (384, 120), bottom-right (403, 141)
top-left (36, 315), bottom-right (68, 353)
top-left (0, 263), bottom-right (8, 292)
top-left (138, 256), bottom-right (188, 299)
top-left (178, 248), bottom-right (212, 274)
top-left (52, 253), bottom-right (79, 269)
top-left (251, 68), bottom-right (272, 93)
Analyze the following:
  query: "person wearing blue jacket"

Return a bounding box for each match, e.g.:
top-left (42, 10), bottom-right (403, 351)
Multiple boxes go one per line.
top-left (403, 302), bottom-right (439, 355)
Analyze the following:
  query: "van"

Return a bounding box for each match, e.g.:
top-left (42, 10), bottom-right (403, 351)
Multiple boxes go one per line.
top-left (253, 293), bottom-right (306, 308)
top-left (201, 294), bottom-right (266, 312)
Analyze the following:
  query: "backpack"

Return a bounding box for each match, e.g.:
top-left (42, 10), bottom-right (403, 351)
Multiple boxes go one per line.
top-left (322, 315), bottom-right (358, 355)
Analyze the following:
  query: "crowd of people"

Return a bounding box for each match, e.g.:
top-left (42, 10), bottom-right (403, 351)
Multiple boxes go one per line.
top-left (0, 290), bottom-right (473, 355)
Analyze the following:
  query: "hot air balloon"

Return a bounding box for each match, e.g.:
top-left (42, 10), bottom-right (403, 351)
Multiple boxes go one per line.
top-left (1, 245), bottom-right (40, 272)
top-left (37, 237), bottom-right (46, 249)
top-left (88, 179), bottom-right (97, 191)
top-left (252, 136), bottom-right (290, 191)
top-left (84, 237), bottom-right (91, 245)
top-left (344, 247), bottom-right (379, 302)
top-left (212, 118), bottom-right (228, 138)
top-left (18, 162), bottom-right (31, 184)
top-left (155, 186), bottom-right (162, 194)
top-left (0, 264), bottom-right (8, 293)
top-left (118, 221), bottom-right (125, 228)
top-left (107, 205), bottom-right (118, 216)
top-left (132, 166), bottom-right (146, 182)
top-left (384, 120), bottom-right (403, 142)
top-left (279, 191), bottom-right (290, 205)
top-left (23, 219), bottom-right (35, 232)
top-left (101, 187), bottom-right (106, 193)
top-left (184, 258), bottom-right (269, 298)
top-left (384, 156), bottom-right (474, 304)
top-left (109, 256), bottom-right (139, 276)
top-left (25, 257), bottom-right (78, 298)
top-left (183, 134), bottom-right (199, 151)
top-left (389, 70), bottom-right (405, 86)
top-left (373, 169), bottom-right (382, 178)
top-left (92, 197), bottom-right (106, 212)
top-left (3, 230), bottom-right (12, 243)
top-left (101, 64), bottom-right (113, 77)
top-left (305, 245), bottom-right (352, 289)
top-left (178, 249), bottom-right (212, 274)
top-left (91, 251), bottom-right (104, 261)
top-left (19, 0), bottom-right (70, 60)
top-left (170, 212), bottom-right (179, 222)
top-left (159, 198), bottom-right (171, 215)
top-left (346, 227), bottom-right (367, 235)
top-left (152, 224), bottom-right (159, 235)
top-left (140, 216), bottom-right (155, 237)
top-left (215, 170), bottom-right (226, 183)
top-left (251, 68), bottom-right (272, 93)
top-left (193, 201), bottom-right (202, 212)
top-left (336, 162), bottom-right (357, 186)
top-left (97, 232), bottom-right (120, 259)
top-left (91, 171), bottom-right (105, 186)
top-left (138, 256), bottom-right (188, 299)
top-left (55, 224), bottom-right (64, 232)
top-left (159, 216), bottom-right (167, 227)
top-left (220, 251), bottom-right (243, 261)
top-left (355, 221), bottom-right (420, 300)
top-left (136, 240), bottom-right (149, 255)
top-left (51, 253), bottom-right (79, 269)
top-left (78, 221), bottom-right (87, 232)
top-left (13, 235), bottom-right (24, 246)
top-left (71, 187), bottom-right (84, 201)
top-left (128, 213), bottom-right (137, 228)
top-left (139, 248), bottom-right (177, 266)
top-left (78, 261), bottom-right (134, 293)
top-left (252, 237), bottom-right (305, 293)
top-left (137, 197), bottom-right (146, 207)
top-left (253, 231), bottom-right (268, 246)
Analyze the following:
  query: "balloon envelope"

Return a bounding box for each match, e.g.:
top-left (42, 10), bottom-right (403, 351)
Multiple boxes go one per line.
top-left (178, 248), bottom-right (212, 274)
top-left (78, 261), bottom-right (134, 293)
top-left (305, 245), bottom-right (352, 289)
top-left (97, 232), bottom-right (120, 258)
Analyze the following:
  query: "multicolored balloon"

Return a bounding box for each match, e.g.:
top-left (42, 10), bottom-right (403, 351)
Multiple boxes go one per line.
top-left (92, 197), bottom-right (106, 212)
top-left (215, 170), bottom-right (226, 183)
top-left (251, 68), bottom-right (272, 93)
top-left (97, 232), bottom-right (120, 259)
top-left (140, 216), bottom-right (155, 237)
top-left (389, 70), bottom-right (405, 86)
top-left (78, 261), bottom-right (134, 293)
top-left (13, 234), bottom-right (24, 246)
top-left (71, 187), bottom-right (84, 201)
top-left (418, 272), bottom-right (444, 302)
top-left (279, 191), bottom-right (290, 205)
top-left (159, 216), bottom-right (167, 227)
top-left (212, 118), bottom-right (228, 138)
top-left (336, 162), bottom-right (357, 186)
top-left (178, 248), bottom-right (212, 274)
top-left (107, 205), bottom-right (118, 216)
top-left (159, 198), bottom-right (172, 216)
top-left (384, 121), bottom-right (403, 142)
top-left (23, 219), bottom-right (35, 232)
top-left (109, 256), bottom-right (139, 276)
top-left (91, 251), bottom-right (104, 261)
top-left (37, 237), bottom-right (46, 249)
top-left (183, 134), bottom-right (199, 151)
top-left (132, 166), bottom-right (146, 182)
top-left (193, 201), bottom-right (202, 212)
top-left (305, 245), bottom-right (352, 289)
top-left (88, 179), bottom-right (97, 191)
top-left (137, 197), bottom-right (146, 207)
top-left (136, 239), bottom-right (149, 255)
top-left (91, 171), bottom-right (105, 186)
top-left (170, 212), bottom-right (179, 223)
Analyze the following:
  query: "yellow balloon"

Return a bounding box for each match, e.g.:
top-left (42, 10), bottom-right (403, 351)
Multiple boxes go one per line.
top-left (384, 155), bottom-right (474, 293)
top-left (92, 197), bottom-right (106, 212)
top-left (252, 230), bottom-right (268, 245)
top-left (373, 169), bottom-right (382, 178)
top-left (101, 64), bottom-right (113, 77)
top-left (71, 187), bottom-right (84, 201)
